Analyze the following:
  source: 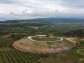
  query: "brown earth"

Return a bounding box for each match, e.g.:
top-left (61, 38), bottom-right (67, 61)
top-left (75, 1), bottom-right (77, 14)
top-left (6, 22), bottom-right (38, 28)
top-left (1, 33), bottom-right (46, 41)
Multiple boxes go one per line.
top-left (12, 37), bottom-right (75, 54)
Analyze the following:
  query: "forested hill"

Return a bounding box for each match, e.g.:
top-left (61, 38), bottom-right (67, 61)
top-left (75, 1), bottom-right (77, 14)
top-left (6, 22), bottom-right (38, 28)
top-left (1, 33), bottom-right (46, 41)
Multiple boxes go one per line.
top-left (0, 18), bottom-right (84, 28)
top-left (29, 18), bottom-right (84, 23)
top-left (0, 20), bottom-right (47, 28)
top-left (1, 18), bottom-right (84, 23)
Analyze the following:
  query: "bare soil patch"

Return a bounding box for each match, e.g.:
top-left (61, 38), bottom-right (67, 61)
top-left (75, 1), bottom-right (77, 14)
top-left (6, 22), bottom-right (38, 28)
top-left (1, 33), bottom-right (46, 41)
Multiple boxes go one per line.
top-left (65, 37), bottom-right (77, 41)
top-left (12, 36), bottom-right (75, 54)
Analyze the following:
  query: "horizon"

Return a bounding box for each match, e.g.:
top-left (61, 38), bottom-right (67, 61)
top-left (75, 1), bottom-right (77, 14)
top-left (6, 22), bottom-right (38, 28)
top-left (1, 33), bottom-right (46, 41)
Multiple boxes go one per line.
top-left (1, 17), bottom-right (84, 21)
top-left (0, 17), bottom-right (84, 23)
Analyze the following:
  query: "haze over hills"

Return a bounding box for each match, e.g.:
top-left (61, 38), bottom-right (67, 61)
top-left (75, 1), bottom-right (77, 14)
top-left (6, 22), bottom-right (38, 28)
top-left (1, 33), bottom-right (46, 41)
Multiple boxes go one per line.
top-left (1, 18), bottom-right (84, 23)
top-left (0, 18), bottom-right (84, 28)
top-left (29, 18), bottom-right (84, 23)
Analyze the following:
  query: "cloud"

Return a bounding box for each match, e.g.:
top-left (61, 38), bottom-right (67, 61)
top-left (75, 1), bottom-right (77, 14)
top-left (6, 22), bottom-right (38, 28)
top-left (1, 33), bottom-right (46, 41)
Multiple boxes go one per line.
top-left (0, 0), bottom-right (16, 4)
top-left (0, 0), bottom-right (84, 20)
top-left (60, 0), bottom-right (84, 8)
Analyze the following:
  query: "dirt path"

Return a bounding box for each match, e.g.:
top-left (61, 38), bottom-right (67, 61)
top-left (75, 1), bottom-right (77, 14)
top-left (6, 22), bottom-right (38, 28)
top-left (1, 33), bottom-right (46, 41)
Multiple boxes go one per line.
top-left (64, 37), bottom-right (78, 47)
top-left (77, 49), bottom-right (84, 55)
top-left (78, 58), bottom-right (84, 63)
top-left (28, 36), bottom-right (64, 42)
top-left (76, 49), bottom-right (84, 63)
top-left (65, 37), bottom-right (84, 63)
top-left (64, 37), bottom-right (77, 43)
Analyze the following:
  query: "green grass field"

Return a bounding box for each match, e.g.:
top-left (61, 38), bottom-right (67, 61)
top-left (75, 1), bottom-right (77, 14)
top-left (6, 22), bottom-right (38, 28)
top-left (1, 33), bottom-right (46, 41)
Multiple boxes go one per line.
top-left (0, 35), bottom-right (83, 63)
top-left (32, 37), bottom-right (60, 41)
top-left (0, 36), bottom-right (49, 63)
top-left (0, 26), bottom-right (84, 63)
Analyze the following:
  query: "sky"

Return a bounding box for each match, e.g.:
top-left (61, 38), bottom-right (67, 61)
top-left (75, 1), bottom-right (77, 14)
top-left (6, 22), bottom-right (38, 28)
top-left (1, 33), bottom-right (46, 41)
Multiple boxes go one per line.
top-left (0, 0), bottom-right (84, 20)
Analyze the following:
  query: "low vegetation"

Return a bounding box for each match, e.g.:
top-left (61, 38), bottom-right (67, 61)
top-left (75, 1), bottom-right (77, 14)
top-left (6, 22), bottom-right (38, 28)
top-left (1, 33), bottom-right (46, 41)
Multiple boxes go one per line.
top-left (32, 37), bottom-right (58, 41)
top-left (0, 21), bottom-right (84, 63)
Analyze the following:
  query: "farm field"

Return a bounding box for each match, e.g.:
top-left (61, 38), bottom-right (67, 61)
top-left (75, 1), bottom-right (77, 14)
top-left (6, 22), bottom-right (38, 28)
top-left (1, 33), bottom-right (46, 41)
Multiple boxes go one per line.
top-left (0, 22), bottom-right (84, 63)
top-left (0, 36), bottom-right (49, 63)
top-left (0, 35), bottom-right (83, 63)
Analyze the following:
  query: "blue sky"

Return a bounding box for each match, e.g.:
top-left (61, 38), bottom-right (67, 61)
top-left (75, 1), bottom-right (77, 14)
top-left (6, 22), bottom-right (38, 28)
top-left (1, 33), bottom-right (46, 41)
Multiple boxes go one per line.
top-left (0, 0), bottom-right (84, 20)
